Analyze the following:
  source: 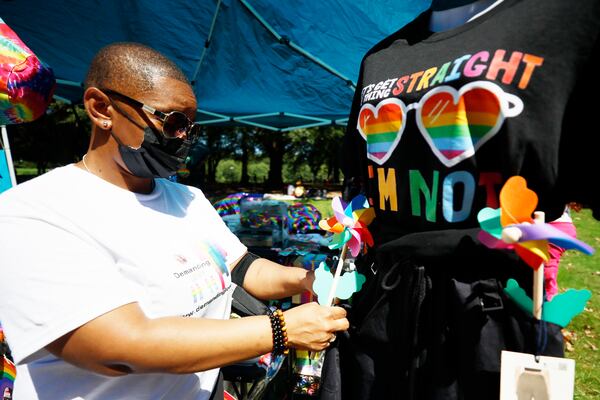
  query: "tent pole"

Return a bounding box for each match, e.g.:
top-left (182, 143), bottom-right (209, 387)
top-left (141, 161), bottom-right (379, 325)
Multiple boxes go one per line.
top-left (238, 0), bottom-right (356, 89)
top-left (191, 0), bottom-right (223, 83)
top-left (1, 125), bottom-right (18, 187)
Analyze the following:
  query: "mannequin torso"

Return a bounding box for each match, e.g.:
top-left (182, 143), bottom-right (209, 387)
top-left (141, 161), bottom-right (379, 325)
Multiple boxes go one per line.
top-left (429, 0), bottom-right (504, 32)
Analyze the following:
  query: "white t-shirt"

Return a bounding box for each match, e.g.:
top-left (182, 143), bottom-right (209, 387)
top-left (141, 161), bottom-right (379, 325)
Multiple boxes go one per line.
top-left (0, 165), bottom-right (247, 399)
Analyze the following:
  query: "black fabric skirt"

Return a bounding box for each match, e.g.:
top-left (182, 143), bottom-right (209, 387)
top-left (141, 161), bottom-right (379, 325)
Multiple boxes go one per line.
top-left (337, 229), bottom-right (564, 400)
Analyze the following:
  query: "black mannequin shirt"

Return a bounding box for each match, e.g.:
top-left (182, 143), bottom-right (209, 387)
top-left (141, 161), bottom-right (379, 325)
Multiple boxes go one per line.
top-left (344, 0), bottom-right (600, 245)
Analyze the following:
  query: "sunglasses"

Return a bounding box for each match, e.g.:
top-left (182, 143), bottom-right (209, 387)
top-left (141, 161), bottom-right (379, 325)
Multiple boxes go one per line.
top-left (101, 88), bottom-right (201, 141)
top-left (358, 80), bottom-right (523, 168)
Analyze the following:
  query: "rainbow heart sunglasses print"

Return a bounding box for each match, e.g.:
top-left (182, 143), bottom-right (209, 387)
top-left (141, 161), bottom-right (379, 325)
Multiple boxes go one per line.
top-left (358, 80), bottom-right (523, 167)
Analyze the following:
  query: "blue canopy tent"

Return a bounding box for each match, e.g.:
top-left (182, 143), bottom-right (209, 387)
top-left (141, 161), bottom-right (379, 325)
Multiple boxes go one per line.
top-left (0, 0), bottom-right (429, 131)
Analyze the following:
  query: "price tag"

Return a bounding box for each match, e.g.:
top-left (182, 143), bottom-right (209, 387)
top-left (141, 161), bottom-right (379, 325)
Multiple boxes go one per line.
top-left (500, 350), bottom-right (575, 400)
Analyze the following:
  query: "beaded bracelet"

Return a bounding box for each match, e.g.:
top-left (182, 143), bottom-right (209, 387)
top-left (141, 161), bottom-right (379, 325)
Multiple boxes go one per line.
top-left (268, 308), bottom-right (289, 355)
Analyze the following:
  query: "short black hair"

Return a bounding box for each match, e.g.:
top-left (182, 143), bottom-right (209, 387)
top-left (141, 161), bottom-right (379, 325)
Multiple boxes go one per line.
top-left (84, 42), bottom-right (190, 94)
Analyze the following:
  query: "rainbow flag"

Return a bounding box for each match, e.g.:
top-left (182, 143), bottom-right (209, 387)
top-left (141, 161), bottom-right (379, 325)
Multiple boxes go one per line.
top-left (1, 355), bottom-right (15, 397)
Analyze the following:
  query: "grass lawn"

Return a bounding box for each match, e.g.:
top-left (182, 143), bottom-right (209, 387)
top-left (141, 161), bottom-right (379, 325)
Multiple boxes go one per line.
top-left (16, 167), bottom-right (38, 176)
top-left (559, 209), bottom-right (600, 399)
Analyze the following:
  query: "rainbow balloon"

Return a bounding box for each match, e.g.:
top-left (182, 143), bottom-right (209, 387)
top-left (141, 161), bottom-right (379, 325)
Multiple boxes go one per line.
top-left (176, 167), bottom-right (190, 178)
top-left (0, 18), bottom-right (55, 124)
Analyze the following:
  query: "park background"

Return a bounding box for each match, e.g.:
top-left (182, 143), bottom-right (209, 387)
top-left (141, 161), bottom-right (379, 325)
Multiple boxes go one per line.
top-left (7, 102), bottom-right (345, 194)
top-left (3, 101), bottom-right (599, 399)
top-left (1, 0), bottom-right (598, 396)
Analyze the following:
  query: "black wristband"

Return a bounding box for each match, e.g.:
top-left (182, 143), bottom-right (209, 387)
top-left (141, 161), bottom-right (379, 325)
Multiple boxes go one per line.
top-left (268, 308), bottom-right (289, 355)
top-left (231, 252), bottom-right (260, 286)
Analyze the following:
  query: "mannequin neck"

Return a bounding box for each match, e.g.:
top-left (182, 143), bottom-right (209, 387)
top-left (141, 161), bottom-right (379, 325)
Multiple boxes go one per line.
top-left (429, 0), bottom-right (504, 32)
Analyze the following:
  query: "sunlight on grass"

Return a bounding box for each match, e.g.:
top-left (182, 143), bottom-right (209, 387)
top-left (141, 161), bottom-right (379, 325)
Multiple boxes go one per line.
top-left (559, 209), bottom-right (600, 399)
top-left (16, 167), bottom-right (38, 175)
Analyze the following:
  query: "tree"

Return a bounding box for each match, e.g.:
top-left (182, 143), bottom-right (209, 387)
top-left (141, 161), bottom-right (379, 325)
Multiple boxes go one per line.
top-left (231, 127), bottom-right (261, 186)
top-left (254, 129), bottom-right (292, 190)
top-left (248, 158), bottom-right (269, 183)
top-left (8, 101), bottom-right (89, 178)
top-left (321, 126), bottom-right (344, 183)
top-left (215, 159), bottom-right (240, 183)
top-left (285, 126), bottom-right (344, 184)
top-left (239, 129), bottom-right (250, 185)
top-left (200, 126), bottom-right (239, 184)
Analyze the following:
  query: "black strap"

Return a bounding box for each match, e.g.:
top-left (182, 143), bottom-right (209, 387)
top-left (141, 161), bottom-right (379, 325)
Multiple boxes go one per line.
top-left (231, 252), bottom-right (259, 286)
top-left (230, 285), bottom-right (269, 317)
top-left (209, 370), bottom-right (224, 400)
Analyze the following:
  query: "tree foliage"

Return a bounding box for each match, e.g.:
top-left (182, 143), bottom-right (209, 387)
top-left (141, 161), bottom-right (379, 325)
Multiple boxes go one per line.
top-left (7, 101), bottom-right (89, 177)
top-left (252, 129), bottom-right (292, 189)
top-left (6, 102), bottom-right (345, 189)
top-left (286, 126), bottom-right (344, 183)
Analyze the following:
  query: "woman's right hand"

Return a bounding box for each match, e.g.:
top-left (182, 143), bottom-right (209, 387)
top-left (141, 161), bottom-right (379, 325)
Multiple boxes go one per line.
top-left (283, 302), bottom-right (349, 351)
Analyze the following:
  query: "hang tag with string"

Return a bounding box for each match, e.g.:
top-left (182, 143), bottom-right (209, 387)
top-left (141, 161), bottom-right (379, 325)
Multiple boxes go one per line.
top-left (500, 350), bottom-right (575, 400)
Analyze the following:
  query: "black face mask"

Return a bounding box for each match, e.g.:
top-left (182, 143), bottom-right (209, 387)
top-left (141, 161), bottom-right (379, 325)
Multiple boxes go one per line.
top-left (114, 127), bottom-right (192, 179)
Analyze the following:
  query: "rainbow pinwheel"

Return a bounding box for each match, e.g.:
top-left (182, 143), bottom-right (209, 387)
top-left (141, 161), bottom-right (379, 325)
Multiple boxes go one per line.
top-left (314, 194), bottom-right (375, 307)
top-left (477, 176), bottom-right (594, 269)
top-left (477, 176), bottom-right (594, 324)
top-left (318, 195), bottom-right (375, 257)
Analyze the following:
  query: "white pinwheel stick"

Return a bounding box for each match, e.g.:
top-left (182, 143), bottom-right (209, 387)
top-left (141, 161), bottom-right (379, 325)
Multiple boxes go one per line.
top-left (326, 243), bottom-right (348, 307)
top-left (501, 211), bottom-right (545, 319)
top-left (532, 211), bottom-right (545, 320)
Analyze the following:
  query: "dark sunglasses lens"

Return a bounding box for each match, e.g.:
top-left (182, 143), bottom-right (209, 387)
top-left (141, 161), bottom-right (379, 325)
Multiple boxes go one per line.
top-left (163, 112), bottom-right (191, 138)
top-left (188, 124), bottom-right (201, 141)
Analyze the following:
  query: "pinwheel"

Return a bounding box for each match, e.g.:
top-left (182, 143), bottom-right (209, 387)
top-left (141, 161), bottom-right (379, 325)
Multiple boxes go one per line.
top-left (477, 176), bottom-right (593, 270)
top-left (477, 176), bottom-right (594, 322)
top-left (315, 194), bottom-right (375, 306)
top-left (318, 195), bottom-right (375, 257)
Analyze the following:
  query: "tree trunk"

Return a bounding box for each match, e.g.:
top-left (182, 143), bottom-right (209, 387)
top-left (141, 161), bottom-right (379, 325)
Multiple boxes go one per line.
top-left (311, 165), bottom-right (320, 182)
top-left (240, 130), bottom-right (249, 185)
top-left (332, 146), bottom-right (342, 184)
top-left (267, 147), bottom-right (284, 189)
top-left (263, 131), bottom-right (284, 189)
top-left (205, 127), bottom-right (220, 184)
top-left (206, 158), bottom-right (217, 184)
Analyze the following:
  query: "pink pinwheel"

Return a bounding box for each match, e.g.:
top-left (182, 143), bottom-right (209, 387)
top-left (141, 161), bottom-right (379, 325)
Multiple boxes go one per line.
top-left (319, 195), bottom-right (375, 257)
